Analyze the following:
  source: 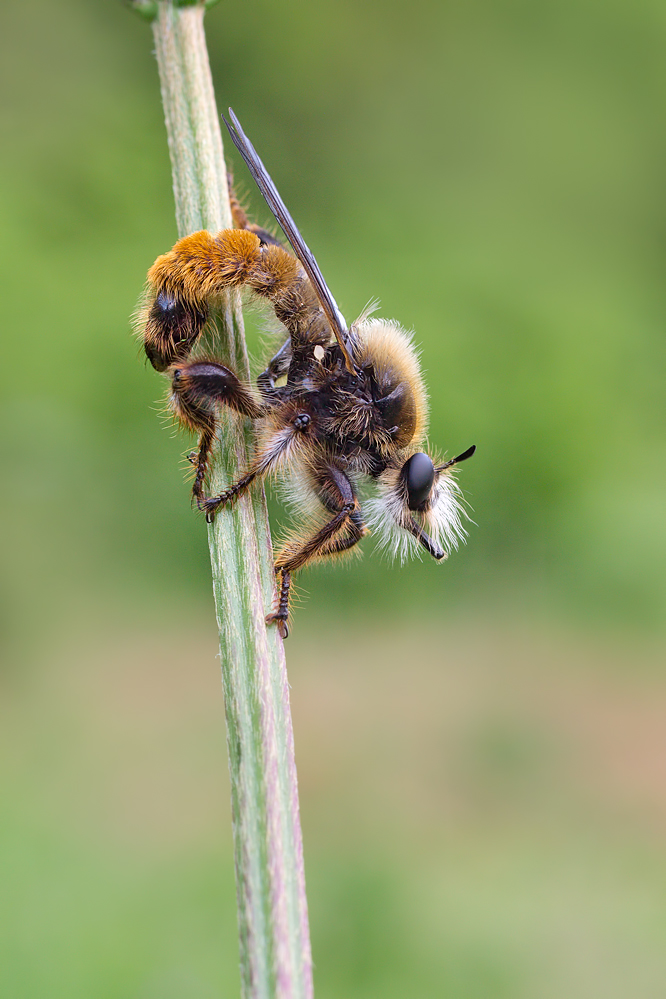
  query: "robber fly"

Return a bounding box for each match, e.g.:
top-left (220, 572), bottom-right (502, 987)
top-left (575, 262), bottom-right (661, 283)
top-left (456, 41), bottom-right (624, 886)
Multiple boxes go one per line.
top-left (138, 109), bottom-right (475, 637)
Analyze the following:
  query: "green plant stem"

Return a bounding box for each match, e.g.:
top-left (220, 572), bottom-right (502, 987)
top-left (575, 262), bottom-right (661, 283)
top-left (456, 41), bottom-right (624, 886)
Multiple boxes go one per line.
top-left (140, 2), bottom-right (313, 996)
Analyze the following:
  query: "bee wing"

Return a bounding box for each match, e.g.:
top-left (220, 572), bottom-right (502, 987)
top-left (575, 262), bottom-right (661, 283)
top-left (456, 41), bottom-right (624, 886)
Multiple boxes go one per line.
top-left (224, 109), bottom-right (356, 373)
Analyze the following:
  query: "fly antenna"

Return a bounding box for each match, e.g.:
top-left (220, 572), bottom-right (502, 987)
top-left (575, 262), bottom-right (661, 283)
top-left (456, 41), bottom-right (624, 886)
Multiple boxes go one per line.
top-left (435, 444), bottom-right (476, 472)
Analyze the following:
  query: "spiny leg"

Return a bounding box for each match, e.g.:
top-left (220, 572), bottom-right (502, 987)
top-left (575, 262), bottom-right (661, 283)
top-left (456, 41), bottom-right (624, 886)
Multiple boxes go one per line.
top-left (275, 464), bottom-right (364, 573)
top-left (270, 502), bottom-right (365, 640)
top-left (191, 424), bottom-right (216, 505)
top-left (202, 469), bottom-right (258, 523)
top-left (267, 463), bottom-right (365, 636)
top-left (276, 503), bottom-right (356, 575)
top-left (203, 405), bottom-right (313, 522)
top-left (267, 505), bottom-right (358, 637)
top-left (270, 515), bottom-right (366, 637)
top-left (267, 571), bottom-right (292, 640)
top-left (318, 508), bottom-right (366, 557)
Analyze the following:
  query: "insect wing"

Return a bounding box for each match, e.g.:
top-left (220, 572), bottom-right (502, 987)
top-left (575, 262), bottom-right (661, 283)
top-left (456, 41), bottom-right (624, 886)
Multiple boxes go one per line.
top-left (224, 109), bottom-right (356, 372)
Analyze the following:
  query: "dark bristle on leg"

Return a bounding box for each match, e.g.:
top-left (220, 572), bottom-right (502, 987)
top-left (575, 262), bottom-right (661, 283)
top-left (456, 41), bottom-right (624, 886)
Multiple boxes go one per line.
top-left (265, 464), bottom-right (365, 636)
top-left (266, 570), bottom-right (291, 639)
top-left (191, 425), bottom-right (216, 504)
top-left (203, 470), bottom-right (258, 522)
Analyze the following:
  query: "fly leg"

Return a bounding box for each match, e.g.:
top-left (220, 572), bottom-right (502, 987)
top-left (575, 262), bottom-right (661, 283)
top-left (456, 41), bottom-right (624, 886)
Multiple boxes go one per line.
top-left (266, 570), bottom-right (292, 640)
top-left (267, 463), bottom-right (366, 637)
top-left (203, 404), bottom-right (312, 522)
top-left (201, 469), bottom-right (259, 523)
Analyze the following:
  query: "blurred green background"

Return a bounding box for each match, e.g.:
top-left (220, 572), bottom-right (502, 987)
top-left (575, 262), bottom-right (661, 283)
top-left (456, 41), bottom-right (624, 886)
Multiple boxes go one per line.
top-left (2, 0), bottom-right (666, 995)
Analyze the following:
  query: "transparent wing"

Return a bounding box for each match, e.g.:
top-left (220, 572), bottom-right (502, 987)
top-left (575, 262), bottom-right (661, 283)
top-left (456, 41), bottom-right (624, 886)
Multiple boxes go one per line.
top-left (223, 109), bottom-right (356, 373)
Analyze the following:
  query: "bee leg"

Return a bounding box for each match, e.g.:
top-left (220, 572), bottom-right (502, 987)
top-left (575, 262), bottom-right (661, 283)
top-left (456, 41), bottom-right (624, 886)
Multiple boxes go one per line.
top-left (169, 359), bottom-right (265, 510)
top-left (267, 503), bottom-right (359, 636)
top-left (191, 424), bottom-right (216, 506)
top-left (277, 504), bottom-right (357, 574)
top-left (266, 570), bottom-right (291, 640)
top-left (172, 360), bottom-right (265, 426)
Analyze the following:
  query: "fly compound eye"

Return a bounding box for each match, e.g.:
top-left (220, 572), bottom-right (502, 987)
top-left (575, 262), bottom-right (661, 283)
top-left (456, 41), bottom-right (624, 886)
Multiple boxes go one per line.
top-left (402, 452), bottom-right (435, 510)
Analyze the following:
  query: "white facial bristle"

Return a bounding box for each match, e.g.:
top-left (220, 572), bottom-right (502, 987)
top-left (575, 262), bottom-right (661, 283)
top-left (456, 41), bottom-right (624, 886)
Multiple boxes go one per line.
top-left (364, 470), bottom-right (469, 564)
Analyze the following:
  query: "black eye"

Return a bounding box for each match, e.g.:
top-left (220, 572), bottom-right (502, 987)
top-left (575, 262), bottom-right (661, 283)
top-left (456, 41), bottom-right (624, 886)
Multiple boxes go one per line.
top-left (402, 452), bottom-right (435, 510)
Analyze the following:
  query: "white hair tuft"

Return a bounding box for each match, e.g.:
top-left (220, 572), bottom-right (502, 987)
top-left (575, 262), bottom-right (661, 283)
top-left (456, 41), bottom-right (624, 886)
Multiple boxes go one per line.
top-left (363, 469), bottom-right (469, 564)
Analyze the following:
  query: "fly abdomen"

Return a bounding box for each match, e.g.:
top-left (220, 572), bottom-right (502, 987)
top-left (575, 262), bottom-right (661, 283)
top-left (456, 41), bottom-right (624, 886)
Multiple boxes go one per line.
top-left (374, 381), bottom-right (417, 448)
